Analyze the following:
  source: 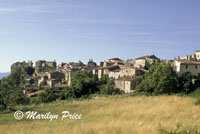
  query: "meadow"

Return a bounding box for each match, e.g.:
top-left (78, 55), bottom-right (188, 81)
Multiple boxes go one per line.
top-left (0, 95), bottom-right (200, 134)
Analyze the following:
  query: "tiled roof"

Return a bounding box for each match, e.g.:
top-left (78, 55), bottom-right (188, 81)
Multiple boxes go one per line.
top-left (175, 59), bottom-right (200, 65)
top-left (108, 58), bottom-right (123, 61)
top-left (116, 76), bottom-right (143, 81)
top-left (135, 55), bottom-right (160, 60)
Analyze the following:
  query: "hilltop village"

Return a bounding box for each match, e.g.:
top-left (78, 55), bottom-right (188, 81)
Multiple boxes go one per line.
top-left (11, 50), bottom-right (200, 97)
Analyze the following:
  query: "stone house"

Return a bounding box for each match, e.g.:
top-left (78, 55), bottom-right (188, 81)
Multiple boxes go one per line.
top-left (195, 50), bottom-right (200, 61)
top-left (115, 76), bottom-right (143, 93)
top-left (126, 55), bottom-right (160, 68)
top-left (102, 58), bottom-right (124, 67)
top-left (35, 71), bottom-right (65, 88)
top-left (47, 71), bottom-right (65, 87)
top-left (11, 61), bottom-right (33, 72)
top-left (35, 60), bottom-right (57, 68)
top-left (93, 65), bottom-right (121, 79)
top-left (173, 59), bottom-right (200, 76)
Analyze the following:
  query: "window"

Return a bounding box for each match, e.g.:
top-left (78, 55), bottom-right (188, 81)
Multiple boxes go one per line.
top-left (186, 65), bottom-right (188, 69)
top-left (195, 65), bottom-right (198, 69)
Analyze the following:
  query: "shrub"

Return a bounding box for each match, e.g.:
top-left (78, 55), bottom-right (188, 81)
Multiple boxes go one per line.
top-left (38, 90), bottom-right (59, 103)
top-left (137, 62), bottom-right (178, 95)
top-left (71, 71), bottom-right (98, 98)
top-left (99, 75), bottom-right (122, 95)
top-left (9, 90), bottom-right (30, 106)
top-left (177, 72), bottom-right (196, 94)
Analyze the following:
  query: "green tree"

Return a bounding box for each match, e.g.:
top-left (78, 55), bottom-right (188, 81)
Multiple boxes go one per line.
top-left (71, 71), bottom-right (98, 98)
top-left (98, 75), bottom-right (122, 95)
top-left (0, 67), bottom-right (29, 111)
top-left (177, 72), bottom-right (196, 94)
top-left (137, 62), bottom-right (178, 95)
top-left (38, 90), bottom-right (58, 103)
top-left (0, 78), bottom-right (14, 110)
top-left (9, 90), bottom-right (30, 106)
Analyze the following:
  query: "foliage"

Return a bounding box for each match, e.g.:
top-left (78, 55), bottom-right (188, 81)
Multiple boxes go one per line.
top-left (98, 75), bottom-right (122, 95)
top-left (40, 79), bottom-right (47, 86)
top-left (144, 60), bottom-right (152, 70)
top-left (9, 90), bottom-right (30, 106)
top-left (0, 67), bottom-right (29, 111)
top-left (177, 72), bottom-right (196, 94)
top-left (9, 67), bottom-right (26, 88)
top-left (37, 66), bottom-right (55, 73)
top-left (78, 60), bottom-right (85, 67)
top-left (38, 90), bottom-right (59, 103)
top-left (137, 62), bottom-right (178, 95)
top-left (71, 71), bottom-right (98, 98)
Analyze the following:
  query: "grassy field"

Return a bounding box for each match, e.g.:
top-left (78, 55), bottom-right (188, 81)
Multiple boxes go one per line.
top-left (0, 95), bottom-right (200, 134)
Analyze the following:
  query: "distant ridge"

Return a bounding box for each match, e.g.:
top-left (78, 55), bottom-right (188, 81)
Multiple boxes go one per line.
top-left (0, 72), bottom-right (10, 79)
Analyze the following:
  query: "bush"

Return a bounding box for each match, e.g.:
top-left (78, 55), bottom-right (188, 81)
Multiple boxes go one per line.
top-left (9, 90), bottom-right (30, 106)
top-left (189, 88), bottom-right (200, 99)
top-left (137, 62), bottom-right (178, 95)
top-left (71, 71), bottom-right (98, 98)
top-left (177, 72), bottom-right (196, 94)
top-left (99, 76), bottom-right (122, 95)
top-left (38, 90), bottom-right (59, 103)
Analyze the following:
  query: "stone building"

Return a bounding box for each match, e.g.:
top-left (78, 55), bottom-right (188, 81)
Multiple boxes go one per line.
top-left (126, 55), bottom-right (160, 68)
top-left (195, 50), bottom-right (200, 61)
top-left (115, 76), bottom-right (143, 93)
top-left (102, 58), bottom-right (124, 67)
top-left (11, 61), bottom-right (33, 72)
top-left (47, 71), bottom-right (65, 88)
top-left (173, 59), bottom-right (200, 76)
top-left (35, 71), bottom-right (65, 88)
top-left (35, 60), bottom-right (57, 68)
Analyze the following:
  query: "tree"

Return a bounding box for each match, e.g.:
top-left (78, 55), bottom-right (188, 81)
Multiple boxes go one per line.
top-left (137, 62), bottom-right (178, 95)
top-left (71, 71), bottom-right (98, 98)
top-left (177, 72), bottom-right (196, 94)
top-left (0, 78), bottom-right (14, 110)
top-left (9, 90), bottom-right (30, 106)
top-left (9, 67), bottom-right (26, 88)
top-left (0, 67), bottom-right (29, 111)
top-left (38, 90), bottom-right (58, 103)
top-left (98, 75), bottom-right (122, 95)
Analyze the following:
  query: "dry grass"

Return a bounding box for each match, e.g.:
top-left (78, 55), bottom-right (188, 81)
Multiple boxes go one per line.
top-left (0, 95), bottom-right (200, 134)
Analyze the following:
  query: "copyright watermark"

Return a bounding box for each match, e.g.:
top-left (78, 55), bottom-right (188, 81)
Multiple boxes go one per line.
top-left (14, 110), bottom-right (24, 120)
top-left (14, 110), bottom-right (82, 121)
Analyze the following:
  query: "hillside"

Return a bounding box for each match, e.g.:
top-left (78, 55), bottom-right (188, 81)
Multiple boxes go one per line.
top-left (0, 95), bottom-right (200, 134)
top-left (0, 72), bottom-right (10, 79)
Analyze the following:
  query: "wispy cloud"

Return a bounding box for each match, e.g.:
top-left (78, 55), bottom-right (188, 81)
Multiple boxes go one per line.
top-left (0, 4), bottom-right (88, 14)
top-left (0, 5), bottom-right (52, 14)
top-left (120, 31), bottom-right (152, 36)
top-left (58, 18), bottom-right (135, 25)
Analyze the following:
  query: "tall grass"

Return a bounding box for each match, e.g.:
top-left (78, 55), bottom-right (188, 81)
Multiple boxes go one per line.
top-left (0, 96), bottom-right (200, 134)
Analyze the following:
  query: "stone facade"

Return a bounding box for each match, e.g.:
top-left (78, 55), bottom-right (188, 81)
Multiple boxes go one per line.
top-left (195, 51), bottom-right (200, 61)
top-left (115, 76), bottom-right (143, 93)
top-left (174, 60), bottom-right (200, 76)
top-left (11, 61), bottom-right (33, 72)
top-left (126, 55), bottom-right (160, 69)
top-left (35, 60), bottom-right (57, 68)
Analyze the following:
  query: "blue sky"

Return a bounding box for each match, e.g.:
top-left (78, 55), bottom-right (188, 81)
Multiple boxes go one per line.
top-left (0, 0), bottom-right (200, 72)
